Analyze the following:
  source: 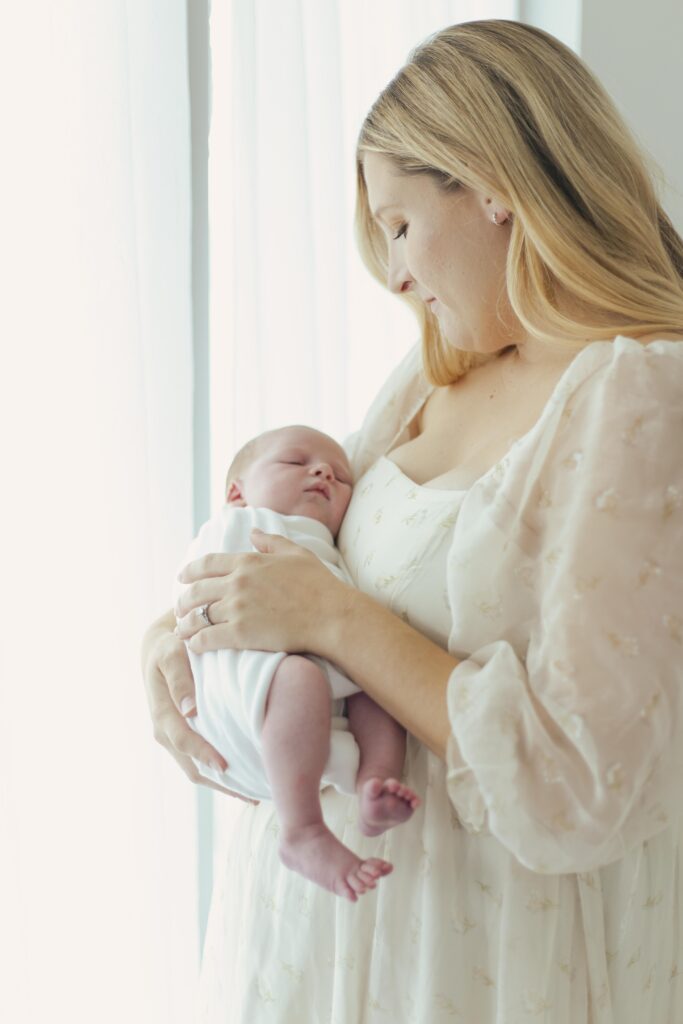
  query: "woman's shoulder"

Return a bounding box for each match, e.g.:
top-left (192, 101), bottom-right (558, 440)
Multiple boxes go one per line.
top-left (477, 335), bottom-right (683, 543)
top-left (555, 334), bottom-right (683, 412)
top-left (532, 334), bottom-right (683, 482)
top-left (572, 332), bottom-right (683, 373)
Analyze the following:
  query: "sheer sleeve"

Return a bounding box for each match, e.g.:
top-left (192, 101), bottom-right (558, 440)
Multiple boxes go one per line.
top-left (445, 339), bottom-right (683, 873)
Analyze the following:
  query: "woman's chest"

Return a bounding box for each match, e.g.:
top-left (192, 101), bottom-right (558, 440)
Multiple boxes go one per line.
top-left (391, 355), bottom-right (569, 490)
top-left (338, 457), bottom-right (465, 648)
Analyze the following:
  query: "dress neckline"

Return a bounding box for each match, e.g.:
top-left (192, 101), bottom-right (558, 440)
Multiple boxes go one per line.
top-left (382, 339), bottom-right (592, 492)
top-left (378, 455), bottom-right (469, 495)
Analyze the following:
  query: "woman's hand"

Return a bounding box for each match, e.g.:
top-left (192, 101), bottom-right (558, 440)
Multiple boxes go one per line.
top-left (175, 531), bottom-right (456, 761)
top-left (141, 611), bottom-right (256, 803)
top-left (174, 530), bottom-right (350, 657)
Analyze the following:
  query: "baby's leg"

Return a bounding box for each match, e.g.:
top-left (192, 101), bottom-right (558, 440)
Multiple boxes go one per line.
top-left (346, 692), bottom-right (421, 837)
top-left (261, 655), bottom-right (392, 901)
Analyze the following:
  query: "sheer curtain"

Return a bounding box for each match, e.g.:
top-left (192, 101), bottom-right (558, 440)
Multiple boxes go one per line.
top-left (208, 0), bottom-right (516, 511)
top-left (1, 3), bottom-right (199, 1021)
top-left (206, 0), bottom-right (516, 871)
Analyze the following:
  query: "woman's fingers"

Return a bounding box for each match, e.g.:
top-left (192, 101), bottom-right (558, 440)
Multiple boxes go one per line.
top-left (174, 577), bottom-right (231, 623)
top-left (174, 533), bottom-right (329, 652)
top-left (166, 746), bottom-right (258, 804)
top-left (158, 701), bottom-right (227, 773)
top-left (185, 622), bottom-right (241, 655)
top-left (177, 552), bottom-right (241, 585)
top-left (174, 538), bottom-right (299, 624)
top-left (146, 648), bottom-right (228, 772)
top-left (174, 599), bottom-right (228, 641)
top-left (249, 529), bottom-right (300, 554)
top-left (153, 691), bottom-right (228, 774)
top-left (157, 631), bottom-right (199, 714)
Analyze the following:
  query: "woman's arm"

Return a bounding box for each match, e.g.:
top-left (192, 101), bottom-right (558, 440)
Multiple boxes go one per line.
top-left (442, 340), bottom-right (683, 872)
top-left (174, 533), bottom-right (460, 761)
top-left (324, 580), bottom-right (457, 760)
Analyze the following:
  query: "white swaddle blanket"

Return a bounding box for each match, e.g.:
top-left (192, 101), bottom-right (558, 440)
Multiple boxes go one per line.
top-left (173, 506), bottom-right (361, 799)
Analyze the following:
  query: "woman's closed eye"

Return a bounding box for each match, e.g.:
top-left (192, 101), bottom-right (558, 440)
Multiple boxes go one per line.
top-left (393, 223), bottom-right (408, 240)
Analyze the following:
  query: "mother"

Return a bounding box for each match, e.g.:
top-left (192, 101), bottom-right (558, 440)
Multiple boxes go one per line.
top-left (142, 20), bottom-right (683, 1023)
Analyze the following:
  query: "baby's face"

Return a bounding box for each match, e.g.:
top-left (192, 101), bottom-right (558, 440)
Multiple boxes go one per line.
top-left (233, 427), bottom-right (353, 536)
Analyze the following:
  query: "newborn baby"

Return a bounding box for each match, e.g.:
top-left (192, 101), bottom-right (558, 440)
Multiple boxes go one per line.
top-left (173, 425), bottom-right (420, 902)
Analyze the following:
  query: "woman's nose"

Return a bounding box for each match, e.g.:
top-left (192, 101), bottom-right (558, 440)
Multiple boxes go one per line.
top-left (387, 251), bottom-right (414, 295)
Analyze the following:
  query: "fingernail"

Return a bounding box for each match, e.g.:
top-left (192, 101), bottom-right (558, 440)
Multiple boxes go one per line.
top-left (208, 757), bottom-right (227, 773)
top-left (180, 697), bottom-right (196, 716)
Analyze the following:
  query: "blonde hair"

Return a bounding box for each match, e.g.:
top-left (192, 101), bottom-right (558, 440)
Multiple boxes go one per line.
top-left (356, 19), bottom-right (683, 386)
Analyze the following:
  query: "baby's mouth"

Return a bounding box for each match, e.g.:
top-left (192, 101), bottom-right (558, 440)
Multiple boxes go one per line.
top-left (305, 483), bottom-right (330, 501)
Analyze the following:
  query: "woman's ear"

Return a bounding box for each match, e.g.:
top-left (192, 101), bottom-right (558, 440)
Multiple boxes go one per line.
top-left (226, 479), bottom-right (247, 506)
top-left (483, 195), bottom-right (511, 225)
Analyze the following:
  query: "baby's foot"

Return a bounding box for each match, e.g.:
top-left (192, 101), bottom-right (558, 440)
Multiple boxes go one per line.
top-left (278, 821), bottom-right (393, 902)
top-left (358, 777), bottom-right (421, 837)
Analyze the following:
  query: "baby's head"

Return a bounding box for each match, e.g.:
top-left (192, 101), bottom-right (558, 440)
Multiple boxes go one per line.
top-left (225, 425), bottom-right (354, 537)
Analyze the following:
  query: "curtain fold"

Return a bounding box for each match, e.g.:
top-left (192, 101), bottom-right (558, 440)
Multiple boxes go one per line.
top-left (1, 3), bottom-right (199, 1021)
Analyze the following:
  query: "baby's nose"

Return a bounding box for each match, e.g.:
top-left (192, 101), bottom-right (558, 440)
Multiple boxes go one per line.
top-left (312, 462), bottom-right (334, 479)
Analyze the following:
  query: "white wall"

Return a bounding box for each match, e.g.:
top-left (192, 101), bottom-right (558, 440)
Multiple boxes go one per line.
top-left (520, 0), bottom-right (683, 232)
top-left (580, 0), bottom-right (683, 232)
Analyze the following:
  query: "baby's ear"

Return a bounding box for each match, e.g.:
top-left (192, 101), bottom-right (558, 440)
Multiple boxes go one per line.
top-left (226, 479), bottom-right (247, 507)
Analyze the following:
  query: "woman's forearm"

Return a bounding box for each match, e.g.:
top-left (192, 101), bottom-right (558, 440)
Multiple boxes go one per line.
top-left (173, 538), bottom-right (459, 759)
top-left (321, 585), bottom-right (458, 762)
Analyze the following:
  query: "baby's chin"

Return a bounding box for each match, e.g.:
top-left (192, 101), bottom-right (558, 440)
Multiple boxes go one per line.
top-left (288, 499), bottom-right (340, 537)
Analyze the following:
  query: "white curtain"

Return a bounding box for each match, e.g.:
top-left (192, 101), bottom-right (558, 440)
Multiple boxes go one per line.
top-left (207, 0), bottom-right (516, 850)
top-left (1, 3), bottom-right (199, 1021)
top-left (208, 0), bottom-right (516, 508)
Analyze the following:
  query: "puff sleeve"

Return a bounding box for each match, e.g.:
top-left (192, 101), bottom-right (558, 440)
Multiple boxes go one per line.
top-left (445, 338), bottom-right (683, 873)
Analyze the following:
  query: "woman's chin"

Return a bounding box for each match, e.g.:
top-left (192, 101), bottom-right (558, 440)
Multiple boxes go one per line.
top-left (441, 318), bottom-right (513, 357)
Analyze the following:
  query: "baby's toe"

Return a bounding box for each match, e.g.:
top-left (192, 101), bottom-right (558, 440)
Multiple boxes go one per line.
top-left (336, 878), bottom-right (358, 902)
top-left (356, 866), bottom-right (379, 888)
top-left (366, 858), bottom-right (393, 878)
top-left (347, 872), bottom-right (369, 896)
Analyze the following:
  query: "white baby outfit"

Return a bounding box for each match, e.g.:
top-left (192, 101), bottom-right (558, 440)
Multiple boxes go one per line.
top-left (174, 507), bottom-right (361, 799)
top-left (197, 337), bottom-right (683, 1024)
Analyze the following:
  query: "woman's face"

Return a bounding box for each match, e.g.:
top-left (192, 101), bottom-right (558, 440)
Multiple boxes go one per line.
top-left (362, 152), bottom-right (521, 355)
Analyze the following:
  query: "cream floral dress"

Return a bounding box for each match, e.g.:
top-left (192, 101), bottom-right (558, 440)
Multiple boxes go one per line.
top-left (197, 336), bottom-right (683, 1023)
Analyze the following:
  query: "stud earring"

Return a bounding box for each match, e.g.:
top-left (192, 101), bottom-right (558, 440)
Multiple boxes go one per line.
top-left (492, 210), bottom-right (510, 225)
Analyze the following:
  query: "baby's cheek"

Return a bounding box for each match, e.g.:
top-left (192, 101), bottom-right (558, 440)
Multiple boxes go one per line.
top-left (331, 494), bottom-right (351, 536)
top-left (341, 488), bottom-right (353, 517)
